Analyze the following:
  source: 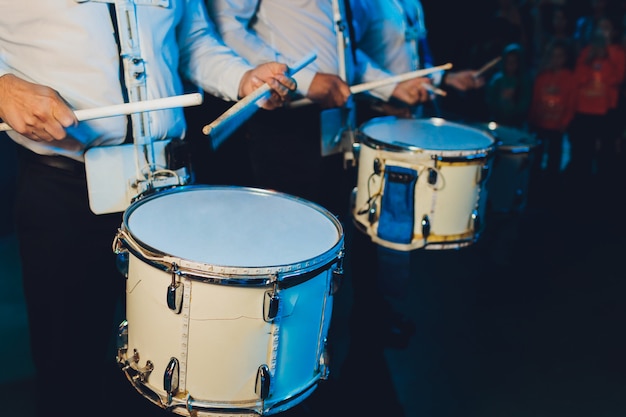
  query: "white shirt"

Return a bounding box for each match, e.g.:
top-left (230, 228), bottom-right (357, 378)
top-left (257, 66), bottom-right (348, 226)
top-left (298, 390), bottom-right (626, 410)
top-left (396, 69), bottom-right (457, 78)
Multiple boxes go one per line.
top-left (0, 0), bottom-right (252, 160)
top-left (351, 0), bottom-right (443, 89)
top-left (352, 0), bottom-right (426, 73)
top-left (208, 0), bottom-right (394, 100)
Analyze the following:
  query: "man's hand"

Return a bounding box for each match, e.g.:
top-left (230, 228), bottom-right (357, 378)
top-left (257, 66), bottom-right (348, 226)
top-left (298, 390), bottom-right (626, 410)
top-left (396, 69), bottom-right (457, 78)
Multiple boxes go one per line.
top-left (391, 76), bottom-right (432, 105)
top-left (238, 62), bottom-right (297, 110)
top-left (0, 74), bottom-right (77, 142)
top-left (443, 70), bottom-right (485, 91)
top-left (307, 73), bottom-right (351, 109)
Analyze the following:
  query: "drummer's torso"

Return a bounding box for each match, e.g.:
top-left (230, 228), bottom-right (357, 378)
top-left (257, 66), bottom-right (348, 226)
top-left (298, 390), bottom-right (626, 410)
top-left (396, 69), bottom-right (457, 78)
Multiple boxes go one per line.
top-left (0, 0), bottom-right (187, 154)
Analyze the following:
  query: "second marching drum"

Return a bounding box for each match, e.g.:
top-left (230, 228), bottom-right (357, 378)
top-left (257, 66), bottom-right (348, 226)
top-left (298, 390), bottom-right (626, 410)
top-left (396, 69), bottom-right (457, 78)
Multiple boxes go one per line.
top-left (351, 116), bottom-right (496, 251)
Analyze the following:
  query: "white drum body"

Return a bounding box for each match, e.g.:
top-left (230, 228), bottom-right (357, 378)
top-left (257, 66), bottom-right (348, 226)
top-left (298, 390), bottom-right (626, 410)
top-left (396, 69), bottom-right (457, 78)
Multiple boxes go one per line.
top-left (352, 117), bottom-right (495, 251)
top-left (475, 123), bottom-right (539, 214)
top-left (113, 186), bottom-right (344, 416)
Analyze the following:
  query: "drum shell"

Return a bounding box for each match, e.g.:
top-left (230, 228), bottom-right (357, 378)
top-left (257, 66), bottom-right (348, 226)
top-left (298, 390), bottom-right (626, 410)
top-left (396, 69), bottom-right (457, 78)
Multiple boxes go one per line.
top-left (473, 123), bottom-right (540, 214)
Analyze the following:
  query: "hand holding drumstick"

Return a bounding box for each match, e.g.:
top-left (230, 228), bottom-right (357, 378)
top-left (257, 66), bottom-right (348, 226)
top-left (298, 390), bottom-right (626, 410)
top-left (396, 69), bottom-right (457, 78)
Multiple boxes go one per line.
top-left (440, 57), bottom-right (501, 92)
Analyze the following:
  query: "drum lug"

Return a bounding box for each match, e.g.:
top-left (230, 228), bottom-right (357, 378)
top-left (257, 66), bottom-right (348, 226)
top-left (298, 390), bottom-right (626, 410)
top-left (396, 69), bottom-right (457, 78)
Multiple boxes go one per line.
top-left (167, 264), bottom-right (184, 314)
top-left (352, 141), bottom-right (361, 161)
top-left (113, 232), bottom-right (129, 277)
top-left (421, 215), bottom-right (430, 238)
top-left (116, 320), bottom-right (129, 364)
top-left (115, 251), bottom-right (129, 277)
top-left (331, 249), bottom-right (344, 295)
top-left (163, 357), bottom-right (180, 402)
top-left (427, 168), bottom-right (438, 185)
top-left (255, 364), bottom-right (271, 400)
top-left (264, 291), bottom-right (280, 322)
top-left (373, 157), bottom-right (382, 175)
top-left (368, 200), bottom-right (378, 224)
top-left (319, 338), bottom-right (330, 380)
top-left (471, 209), bottom-right (481, 234)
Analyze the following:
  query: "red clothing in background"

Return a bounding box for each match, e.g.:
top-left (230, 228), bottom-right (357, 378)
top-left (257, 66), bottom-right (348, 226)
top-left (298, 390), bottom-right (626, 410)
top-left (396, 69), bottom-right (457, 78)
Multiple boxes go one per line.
top-left (529, 68), bottom-right (577, 131)
top-left (573, 44), bottom-right (626, 115)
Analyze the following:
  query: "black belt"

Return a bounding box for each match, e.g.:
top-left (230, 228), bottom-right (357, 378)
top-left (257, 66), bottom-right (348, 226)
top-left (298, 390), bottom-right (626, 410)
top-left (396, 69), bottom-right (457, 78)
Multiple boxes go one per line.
top-left (18, 147), bottom-right (86, 176)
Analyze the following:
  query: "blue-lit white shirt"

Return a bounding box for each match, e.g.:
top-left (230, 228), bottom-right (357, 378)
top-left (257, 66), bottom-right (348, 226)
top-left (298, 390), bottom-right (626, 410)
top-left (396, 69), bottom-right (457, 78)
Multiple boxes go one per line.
top-left (0, 0), bottom-right (252, 161)
top-left (351, 0), bottom-right (443, 91)
top-left (208, 0), bottom-right (394, 100)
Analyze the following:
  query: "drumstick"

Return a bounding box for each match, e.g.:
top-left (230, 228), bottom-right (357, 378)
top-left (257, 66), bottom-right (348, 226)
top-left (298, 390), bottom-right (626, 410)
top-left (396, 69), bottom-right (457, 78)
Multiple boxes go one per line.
top-left (423, 83), bottom-right (447, 97)
top-left (203, 52), bottom-right (317, 150)
top-left (474, 56), bottom-right (501, 78)
top-left (0, 93), bottom-right (204, 132)
top-left (288, 63), bottom-right (452, 108)
top-left (349, 63), bottom-right (452, 94)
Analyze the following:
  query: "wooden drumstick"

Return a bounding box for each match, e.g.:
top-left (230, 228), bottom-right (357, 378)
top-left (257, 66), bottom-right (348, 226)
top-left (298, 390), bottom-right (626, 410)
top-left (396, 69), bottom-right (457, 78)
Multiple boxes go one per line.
top-left (0, 93), bottom-right (204, 132)
top-left (474, 56), bottom-right (501, 78)
top-left (423, 83), bottom-right (447, 97)
top-left (349, 63), bottom-right (452, 94)
top-left (288, 63), bottom-right (453, 108)
top-left (203, 52), bottom-right (317, 150)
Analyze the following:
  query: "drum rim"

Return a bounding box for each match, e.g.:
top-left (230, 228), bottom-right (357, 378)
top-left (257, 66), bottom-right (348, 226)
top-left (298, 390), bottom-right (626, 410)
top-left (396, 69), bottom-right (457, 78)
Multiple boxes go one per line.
top-left (118, 185), bottom-right (345, 285)
top-left (357, 116), bottom-right (496, 157)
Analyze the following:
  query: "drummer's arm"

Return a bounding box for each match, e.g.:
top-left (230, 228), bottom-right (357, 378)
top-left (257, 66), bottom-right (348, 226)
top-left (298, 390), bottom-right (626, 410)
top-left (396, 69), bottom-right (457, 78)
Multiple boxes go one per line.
top-left (0, 73), bottom-right (77, 141)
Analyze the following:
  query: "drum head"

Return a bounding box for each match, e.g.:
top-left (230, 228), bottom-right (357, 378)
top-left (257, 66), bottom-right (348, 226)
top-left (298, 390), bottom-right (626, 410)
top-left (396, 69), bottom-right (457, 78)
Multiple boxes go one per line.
top-left (473, 122), bottom-right (538, 152)
top-left (123, 186), bottom-right (342, 268)
top-left (358, 116), bottom-right (495, 154)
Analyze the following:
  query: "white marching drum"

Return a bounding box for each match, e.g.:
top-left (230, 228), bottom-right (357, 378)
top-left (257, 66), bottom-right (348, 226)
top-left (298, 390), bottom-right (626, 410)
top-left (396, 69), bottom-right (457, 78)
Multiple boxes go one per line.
top-left (113, 186), bottom-right (344, 416)
top-left (474, 123), bottom-right (540, 214)
top-left (352, 117), bottom-right (495, 251)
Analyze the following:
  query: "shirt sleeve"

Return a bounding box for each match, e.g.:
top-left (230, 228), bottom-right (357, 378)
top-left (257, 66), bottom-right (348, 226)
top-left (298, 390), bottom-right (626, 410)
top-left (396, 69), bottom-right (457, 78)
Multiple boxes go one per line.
top-left (355, 49), bottom-right (397, 101)
top-left (207, 0), bottom-right (313, 92)
top-left (177, 0), bottom-right (253, 101)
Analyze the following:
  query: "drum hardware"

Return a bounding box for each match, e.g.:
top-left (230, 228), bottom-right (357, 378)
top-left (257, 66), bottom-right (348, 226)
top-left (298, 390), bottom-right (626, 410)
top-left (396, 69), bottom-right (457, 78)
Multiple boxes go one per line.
top-left (427, 168), bottom-right (437, 185)
top-left (167, 264), bottom-right (184, 314)
top-left (164, 357), bottom-right (180, 402)
top-left (373, 157), bottom-right (382, 175)
top-left (368, 200), bottom-right (378, 225)
top-left (471, 209), bottom-right (481, 235)
top-left (117, 320), bottom-right (155, 384)
top-left (351, 142), bottom-right (361, 160)
top-left (421, 215), bottom-right (430, 239)
top-left (263, 280), bottom-right (280, 322)
top-left (130, 352), bottom-right (154, 384)
top-left (330, 250), bottom-right (344, 295)
top-left (116, 249), bottom-right (130, 277)
top-left (319, 338), bottom-right (331, 379)
top-left (256, 365), bottom-right (271, 400)
top-left (131, 165), bottom-right (191, 204)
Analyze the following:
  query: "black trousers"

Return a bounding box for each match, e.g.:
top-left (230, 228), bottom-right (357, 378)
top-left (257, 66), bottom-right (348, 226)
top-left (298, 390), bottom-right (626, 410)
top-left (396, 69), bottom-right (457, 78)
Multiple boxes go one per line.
top-left (13, 148), bottom-right (165, 417)
top-left (245, 105), bottom-right (352, 222)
